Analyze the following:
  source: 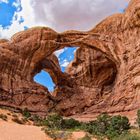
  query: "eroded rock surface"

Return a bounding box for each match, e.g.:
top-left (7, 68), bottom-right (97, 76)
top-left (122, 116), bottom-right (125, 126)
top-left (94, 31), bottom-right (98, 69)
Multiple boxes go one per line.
top-left (0, 0), bottom-right (140, 118)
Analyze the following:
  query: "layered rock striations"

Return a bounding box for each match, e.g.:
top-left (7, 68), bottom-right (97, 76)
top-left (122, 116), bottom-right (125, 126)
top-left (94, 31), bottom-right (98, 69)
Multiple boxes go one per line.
top-left (0, 0), bottom-right (140, 117)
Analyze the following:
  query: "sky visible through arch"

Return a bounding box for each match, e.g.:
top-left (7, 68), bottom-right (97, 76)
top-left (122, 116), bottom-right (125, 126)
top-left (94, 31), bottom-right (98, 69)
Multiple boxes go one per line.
top-left (0, 0), bottom-right (129, 91)
top-left (34, 47), bottom-right (77, 92)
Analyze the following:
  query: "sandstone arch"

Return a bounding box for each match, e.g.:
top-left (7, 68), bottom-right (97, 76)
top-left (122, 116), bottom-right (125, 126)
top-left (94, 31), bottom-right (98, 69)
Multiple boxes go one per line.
top-left (0, 0), bottom-right (140, 119)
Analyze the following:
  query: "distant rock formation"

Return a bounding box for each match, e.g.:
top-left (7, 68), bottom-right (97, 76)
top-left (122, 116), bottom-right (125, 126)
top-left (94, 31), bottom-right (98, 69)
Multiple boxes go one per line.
top-left (0, 0), bottom-right (140, 117)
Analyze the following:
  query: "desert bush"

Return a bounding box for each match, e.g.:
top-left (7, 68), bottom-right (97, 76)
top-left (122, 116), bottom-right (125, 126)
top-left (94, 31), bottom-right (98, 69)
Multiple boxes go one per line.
top-left (137, 109), bottom-right (140, 128)
top-left (106, 115), bottom-right (130, 138)
top-left (97, 113), bottom-right (111, 134)
top-left (7, 113), bottom-right (11, 116)
top-left (62, 118), bottom-right (81, 130)
top-left (84, 120), bottom-right (100, 135)
top-left (22, 108), bottom-right (31, 118)
top-left (39, 113), bottom-right (130, 140)
top-left (42, 114), bottom-right (82, 130)
top-left (83, 113), bottom-right (130, 139)
top-left (42, 127), bottom-right (71, 140)
top-left (43, 113), bottom-right (63, 130)
top-left (21, 117), bottom-right (28, 123)
top-left (113, 133), bottom-right (140, 140)
top-left (84, 113), bottom-right (111, 135)
top-left (12, 118), bottom-right (25, 124)
top-left (29, 115), bottom-right (43, 126)
top-left (0, 114), bottom-right (7, 121)
top-left (12, 114), bottom-right (18, 118)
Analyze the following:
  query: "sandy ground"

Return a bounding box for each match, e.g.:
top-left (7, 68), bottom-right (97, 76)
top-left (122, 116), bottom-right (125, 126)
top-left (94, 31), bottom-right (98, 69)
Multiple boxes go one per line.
top-left (0, 120), bottom-right (94, 140)
top-left (0, 108), bottom-right (52, 140)
top-left (69, 131), bottom-right (97, 140)
top-left (0, 120), bottom-right (51, 140)
top-left (2, 108), bottom-right (134, 140)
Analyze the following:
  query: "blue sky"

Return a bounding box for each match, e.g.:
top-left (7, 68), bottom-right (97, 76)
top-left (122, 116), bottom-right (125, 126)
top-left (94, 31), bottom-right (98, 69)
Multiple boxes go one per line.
top-left (0, 0), bottom-right (21, 26)
top-left (0, 0), bottom-right (129, 91)
top-left (34, 47), bottom-right (77, 91)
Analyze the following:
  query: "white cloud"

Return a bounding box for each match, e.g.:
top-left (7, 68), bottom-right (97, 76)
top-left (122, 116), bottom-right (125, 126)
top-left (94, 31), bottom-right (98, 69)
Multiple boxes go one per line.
top-left (54, 47), bottom-right (69, 58)
top-left (61, 59), bottom-right (70, 67)
top-left (0, 0), bottom-right (34, 39)
top-left (0, 0), bottom-right (8, 3)
top-left (12, 0), bottom-right (21, 11)
top-left (30, 0), bottom-right (130, 31)
top-left (0, 0), bottom-right (130, 39)
top-left (0, 20), bottom-right (25, 39)
top-left (54, 49), bottom-right (65, 57)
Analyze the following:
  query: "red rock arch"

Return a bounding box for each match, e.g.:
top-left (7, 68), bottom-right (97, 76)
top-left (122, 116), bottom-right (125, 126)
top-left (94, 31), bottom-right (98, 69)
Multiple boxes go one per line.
top-left (0, 0), bottom-right (140, 119)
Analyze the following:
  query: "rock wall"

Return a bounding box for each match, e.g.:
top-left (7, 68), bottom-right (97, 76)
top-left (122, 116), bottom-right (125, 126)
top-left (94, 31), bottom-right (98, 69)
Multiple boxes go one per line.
top-left (0, 0), bottom-right (140, 117)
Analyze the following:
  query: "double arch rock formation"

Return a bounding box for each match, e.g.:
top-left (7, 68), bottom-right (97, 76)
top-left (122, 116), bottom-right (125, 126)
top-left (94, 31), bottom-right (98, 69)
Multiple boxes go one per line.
top-left (0, 0), bottom-right (140, 118)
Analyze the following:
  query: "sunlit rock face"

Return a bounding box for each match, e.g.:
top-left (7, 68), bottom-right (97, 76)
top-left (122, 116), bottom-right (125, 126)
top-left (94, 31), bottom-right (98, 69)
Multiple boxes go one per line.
top-left (0, 0), bottom-right (140, 118)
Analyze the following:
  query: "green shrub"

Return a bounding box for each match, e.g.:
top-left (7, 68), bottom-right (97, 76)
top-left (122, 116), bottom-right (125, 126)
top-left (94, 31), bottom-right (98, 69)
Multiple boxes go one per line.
top-left (43, 113), bottom-right (63, 130)
top-left (106, 115), bottom-right (130, 139)
top-left (113, 133), bottom-right (140, 140)
top-left (83, 114), bottom-right (130, 139)
top-left (62, 118), bottom-right (81, 129)
top-left (29, 114), bottom-right (40, 122)
top-left (42, 127), bottom-right (71, 140)
top-left (40, 113), bottom-right (130, 140)
top-left (29, 115), bottom-right (43, 126)
top-left (84, 120), bottom-right (100, 135)
top-left (97, 113), bottom-right (111, 134)
top-left (84, 113), bottom-right (111, 135)
top-left (137, 109), bottom-right (140, 128)
top-left (22, 108), bottom-right (31, 118)
top-left (111, 115), bottom-right (130, 131)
